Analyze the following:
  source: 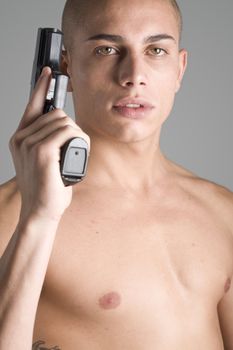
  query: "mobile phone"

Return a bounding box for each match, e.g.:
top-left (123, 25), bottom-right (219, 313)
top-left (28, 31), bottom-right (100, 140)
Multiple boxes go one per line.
top-left (31, 28), bottom-right (89, 186)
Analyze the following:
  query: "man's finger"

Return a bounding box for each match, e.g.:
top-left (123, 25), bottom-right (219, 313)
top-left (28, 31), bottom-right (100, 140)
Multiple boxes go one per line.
top-left (17, 67), bottom-right (52, 130)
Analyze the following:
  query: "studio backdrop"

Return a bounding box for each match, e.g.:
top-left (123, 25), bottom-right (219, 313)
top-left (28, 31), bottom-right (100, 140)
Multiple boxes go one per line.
top-left (0, 0), bottom-right (232, 190)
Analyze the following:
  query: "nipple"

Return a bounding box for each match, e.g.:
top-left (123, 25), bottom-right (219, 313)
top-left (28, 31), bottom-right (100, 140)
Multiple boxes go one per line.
top-left (98, 291), bottom-right (121, 310)
top-left (224, 278), bottom-right (231, 293)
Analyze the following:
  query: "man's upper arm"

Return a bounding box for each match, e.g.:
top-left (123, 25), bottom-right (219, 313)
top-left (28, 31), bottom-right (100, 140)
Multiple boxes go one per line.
top-left (218, 279), bottom-right (233, 350)
top-left (217, 186), bottom-right (233, 350)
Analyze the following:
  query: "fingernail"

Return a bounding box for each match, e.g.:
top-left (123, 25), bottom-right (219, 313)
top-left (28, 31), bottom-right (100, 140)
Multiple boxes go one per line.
top-left (41, 66), bottom-right (50, 77)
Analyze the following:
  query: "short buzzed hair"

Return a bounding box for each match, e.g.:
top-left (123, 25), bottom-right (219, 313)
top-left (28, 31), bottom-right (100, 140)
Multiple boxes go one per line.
top-left (170, 0), bottom-right (183, 35)
top-left (62, 0), bottom-right (183, 51)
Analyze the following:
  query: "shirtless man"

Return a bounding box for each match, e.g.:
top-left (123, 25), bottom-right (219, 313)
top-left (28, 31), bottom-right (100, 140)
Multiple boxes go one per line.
top-left (0, 0), bottom-right (233, 349)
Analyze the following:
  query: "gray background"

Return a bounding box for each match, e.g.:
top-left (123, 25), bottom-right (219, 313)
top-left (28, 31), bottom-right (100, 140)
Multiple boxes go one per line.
top-left (0, 1), bottom-right (232, 190)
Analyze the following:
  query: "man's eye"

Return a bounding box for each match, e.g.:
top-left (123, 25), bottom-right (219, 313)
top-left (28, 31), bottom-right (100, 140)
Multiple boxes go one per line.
top-left (95, 46), bottom-right (118, 56)
top-left (149, 48), bottom-right (167, 56)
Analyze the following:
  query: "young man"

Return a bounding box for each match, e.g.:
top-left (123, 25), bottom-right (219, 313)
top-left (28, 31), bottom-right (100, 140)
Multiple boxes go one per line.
top-left (0, 0), bottom-right (233, 349)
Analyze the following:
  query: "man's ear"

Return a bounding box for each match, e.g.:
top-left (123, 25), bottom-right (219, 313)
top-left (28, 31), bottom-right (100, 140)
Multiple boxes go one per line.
top-left (61, 50), bottom-right (73, 92)
top-left (175, 49), bottom-right (188, 93)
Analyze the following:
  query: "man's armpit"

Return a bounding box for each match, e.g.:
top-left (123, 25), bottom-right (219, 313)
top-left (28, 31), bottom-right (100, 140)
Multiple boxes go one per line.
top-left (32, 340), bottom-right (61, 350)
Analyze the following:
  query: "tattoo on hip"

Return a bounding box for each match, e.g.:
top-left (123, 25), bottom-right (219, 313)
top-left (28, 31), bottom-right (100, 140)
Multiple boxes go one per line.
top-left (32, 340), bottom-right (61, 350)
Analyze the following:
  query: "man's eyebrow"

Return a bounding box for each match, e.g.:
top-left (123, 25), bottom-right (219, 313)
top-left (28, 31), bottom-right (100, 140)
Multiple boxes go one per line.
top-left (85, 33), bottom-right (176, 44)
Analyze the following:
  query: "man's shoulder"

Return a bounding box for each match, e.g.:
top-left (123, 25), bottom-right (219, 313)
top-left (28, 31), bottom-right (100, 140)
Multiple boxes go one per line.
top-left (0, 177), bottom-right (21, 255)
top-left (176, 166), bottom-right (233, 231)
top-left (195, 175), bottom-right (232, 206)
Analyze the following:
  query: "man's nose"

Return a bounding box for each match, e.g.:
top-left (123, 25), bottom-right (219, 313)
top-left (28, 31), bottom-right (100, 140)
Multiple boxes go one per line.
top-left (116, 53), bottom-right (148, 88)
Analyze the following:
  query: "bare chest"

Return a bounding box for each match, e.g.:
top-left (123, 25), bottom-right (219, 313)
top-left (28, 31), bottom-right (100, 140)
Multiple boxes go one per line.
top-left (41, 195), bottom-right (233, 324)
top-left (32, 192), bottom-right (233, 348)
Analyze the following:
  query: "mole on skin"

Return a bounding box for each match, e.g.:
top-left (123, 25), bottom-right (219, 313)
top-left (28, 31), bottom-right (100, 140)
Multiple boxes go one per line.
top-left (224, 278), bottom-right (231, 293)
top-left (98, 292), bottom-right (121, 310)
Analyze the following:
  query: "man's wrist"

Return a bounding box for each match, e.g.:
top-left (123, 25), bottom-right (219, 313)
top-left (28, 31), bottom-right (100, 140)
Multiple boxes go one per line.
top-left (17, 211), bottom-right (61, 236)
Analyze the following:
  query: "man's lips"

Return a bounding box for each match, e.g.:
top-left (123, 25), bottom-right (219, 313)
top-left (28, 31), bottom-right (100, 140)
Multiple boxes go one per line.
top-left (113, 96), bottom-right (154, 108)
top-left (112, 96), bottom-right (155, 118)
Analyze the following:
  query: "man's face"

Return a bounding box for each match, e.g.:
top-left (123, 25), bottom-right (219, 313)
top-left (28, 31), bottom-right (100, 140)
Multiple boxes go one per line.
top-left (65, 0), bottom-right (187, 143)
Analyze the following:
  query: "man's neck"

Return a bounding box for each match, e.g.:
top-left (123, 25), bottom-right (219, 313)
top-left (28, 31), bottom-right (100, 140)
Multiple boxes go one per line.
top-left (77, 133), bottom-right (173, 192)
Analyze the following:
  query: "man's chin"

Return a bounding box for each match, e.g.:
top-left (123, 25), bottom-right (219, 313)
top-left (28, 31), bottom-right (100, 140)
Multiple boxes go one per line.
top-left (76, 112), bottom-right (161, 144)
top-left (89, 125), bottom-right (159, 145)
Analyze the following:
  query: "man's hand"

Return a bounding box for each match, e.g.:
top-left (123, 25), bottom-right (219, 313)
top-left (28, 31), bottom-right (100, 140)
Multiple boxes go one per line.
top-left (9, 67), bottom-right (90, 223)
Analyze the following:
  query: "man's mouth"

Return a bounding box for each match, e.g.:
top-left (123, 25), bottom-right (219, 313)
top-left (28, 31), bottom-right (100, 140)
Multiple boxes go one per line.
top-left (113, 97), bottom-right (154, 118)
top-left (123, 103), bottom-right (143, 108)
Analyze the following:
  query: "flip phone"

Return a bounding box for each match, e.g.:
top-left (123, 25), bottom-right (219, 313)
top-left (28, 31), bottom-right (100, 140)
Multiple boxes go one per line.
top-left (31, 28), bottom-right (89, 186)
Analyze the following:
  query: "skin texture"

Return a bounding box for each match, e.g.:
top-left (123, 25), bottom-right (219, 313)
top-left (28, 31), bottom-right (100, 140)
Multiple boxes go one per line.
top-left (0, 0), bottom-right (233, 349)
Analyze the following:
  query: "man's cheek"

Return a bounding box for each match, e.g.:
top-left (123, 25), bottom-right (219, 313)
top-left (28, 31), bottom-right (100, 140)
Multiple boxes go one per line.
top-left (161, 90), bottom-right (176, 120)
top-left (159, 72), bottom-right (178, 98)
top-left (156, 80), bottom-right (177, 114)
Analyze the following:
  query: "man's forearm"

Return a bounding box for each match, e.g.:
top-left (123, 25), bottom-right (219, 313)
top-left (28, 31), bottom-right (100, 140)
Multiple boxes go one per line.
top-left (0, 216), bottom-right (59, 350)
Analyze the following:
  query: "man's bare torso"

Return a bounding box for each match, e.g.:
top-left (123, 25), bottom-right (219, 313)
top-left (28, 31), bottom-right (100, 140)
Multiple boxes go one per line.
top-left (1, 162), bottom-right (233, 350)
